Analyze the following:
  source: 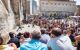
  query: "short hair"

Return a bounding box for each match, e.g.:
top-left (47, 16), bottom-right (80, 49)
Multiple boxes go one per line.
top-left (17, 33), bottom-right (23, 36)
top-left (17, 33), bottom-right (23, 39)
top-left (0, 36), bottom-right (3, 45)
top-left (51, 28), bottom-right (62, 37)
top-left (41, 29), bottom-right (45, 34)
top-left (9, 32), bottom-right (14, 38)
top-left (23, 32), bottom-right (30, 38)
top-left (31, 31), bottom-right (41, 40)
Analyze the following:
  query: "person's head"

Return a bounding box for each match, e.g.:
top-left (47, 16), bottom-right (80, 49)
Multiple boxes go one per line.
top-left (31, 31), bottom-right (41, 40)
top-left (66, 28), bottom-right (75, 36)
top-left (17, 33), bottom-right (23, 36)
top-left (41, 29), bottom-right (46, 34)
top-left (62, 30), bottom-right (67, 34)
top-left (51, 28), bottom-right (62, 38)
top-left (23, 32), bottom-right (30, 38)
top-left (75, 35), bottom-right (80, 41)
top-left (0, 33), bottom-right (10, 44)
top-left (0, 36), bottom-right (3, 45)
top-left (9, 32), bottom-right (14, 38)
top-left (17, 33), bottom-right (23, 39)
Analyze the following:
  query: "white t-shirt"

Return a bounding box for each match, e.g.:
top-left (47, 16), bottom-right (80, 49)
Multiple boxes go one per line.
top-left (56, 35), bottom-right (74, 50)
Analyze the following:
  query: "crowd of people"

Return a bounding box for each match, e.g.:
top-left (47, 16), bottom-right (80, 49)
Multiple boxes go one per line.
top-left (0, 15), bottom-right (80, 50)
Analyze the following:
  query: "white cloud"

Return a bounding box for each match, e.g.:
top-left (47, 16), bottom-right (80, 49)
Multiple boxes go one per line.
top-left (74, 0), bottom-right (80, 5)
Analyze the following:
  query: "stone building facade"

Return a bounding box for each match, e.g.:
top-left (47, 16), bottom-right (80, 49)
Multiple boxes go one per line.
top-left (40, 0), bottom-right (76, 16)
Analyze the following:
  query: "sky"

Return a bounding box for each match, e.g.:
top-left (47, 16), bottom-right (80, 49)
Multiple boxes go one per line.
top-left (75, 0), bottom-right (80, 5)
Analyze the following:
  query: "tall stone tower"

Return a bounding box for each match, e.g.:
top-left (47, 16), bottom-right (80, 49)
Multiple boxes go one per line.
top-left (9, 0), bottom-right (30, 25)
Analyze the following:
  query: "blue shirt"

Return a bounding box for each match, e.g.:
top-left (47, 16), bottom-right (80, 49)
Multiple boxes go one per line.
top-left (20, 39), bottom-right (48, 50)
top-left (40, 34), bottom-right (50, 44)
top-left (47, 35), bottom-right (74, 50)
top-left (47, 37), bottom-right (61, 50)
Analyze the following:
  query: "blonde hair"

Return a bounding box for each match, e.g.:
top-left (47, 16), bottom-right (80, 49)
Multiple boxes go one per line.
top-left (1, 33), bottom-right (10, 44)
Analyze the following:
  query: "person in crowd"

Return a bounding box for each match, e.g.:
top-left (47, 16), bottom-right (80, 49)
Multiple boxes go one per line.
top-left (22, 32), bottom-right (31, 43)
top-left (47, 28), bottom-right (62, 50)
top-left (8, 32), bottom-right (20, 48)
top-left (40, 29), bottom-right (50, 44)
top-left (16, 33), bottom-right (23, 40)
top-left (19, 34), bottom-right (24, 44)
top-left (0, 33), bottom-right (18, 50)
top-left (0, 36), bottom-right (13, 50)
top-left (47, 28), bottom-right (74, 50)
top-left (66, 28), bottom-right (76, 44)
top-left (20, 31), bottom-right (48, 50)
top-left (75, 35), bottom-right (80, 50)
